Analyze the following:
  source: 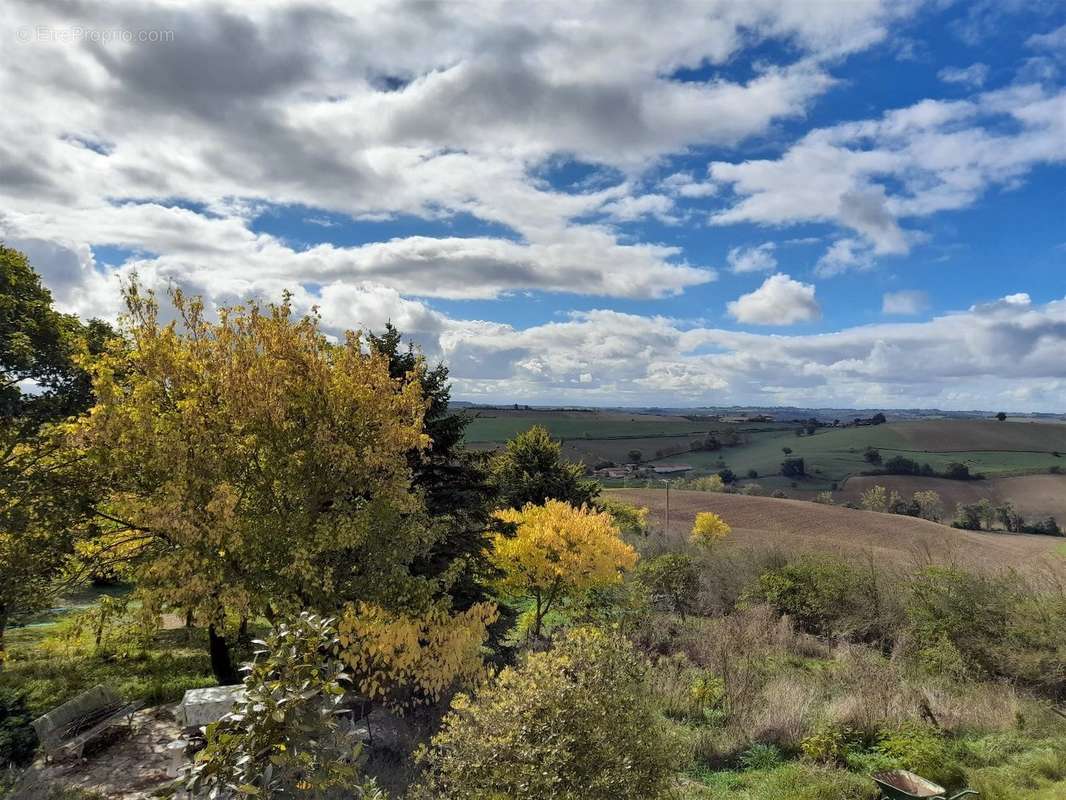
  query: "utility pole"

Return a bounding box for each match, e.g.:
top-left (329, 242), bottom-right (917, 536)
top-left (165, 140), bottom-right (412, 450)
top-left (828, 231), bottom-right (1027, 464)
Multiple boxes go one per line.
top-left (662, 478), bottom-right (670, 536)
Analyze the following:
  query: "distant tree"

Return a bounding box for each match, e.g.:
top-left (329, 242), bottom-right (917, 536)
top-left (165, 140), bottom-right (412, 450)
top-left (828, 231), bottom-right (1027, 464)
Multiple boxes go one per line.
top-left (953, 502), bottom-right (982, 531)
top-left (627, 449), bottom-right (643, 463)
top-left (491, 501), bottom-right (637, 639)
top-left (995, 412), bottom-right (1007, 421)
top-left (492, 426), bottom-right (599, 510)
top-left (871, 413), bottom-right (887, 425)
top-left (942, 462), bottom-right (972, 481)
top-left (747, 469), bottom-right (759, 479)
top-left (913, 490), bottom-right (944, 522)
top-left (690, 512), bottom-right (731, 550)
top-left (884, 455), bottom-right (921, 475)
top-left (781, 457), bottom-right (805, 478)
top-left (860, 485), bottom-right (889, 513)
top-left (794, 427), bottom-right (804, 437)
top-left (805, 424), bottom-right (817, 435)
top-left (716, 468), bottom-right (736, 485)
top-left (782, 446), bottom-right (793, 456)
top-left (863, 447), bottom-right (882, 465)
top-left (813, 491), bottom-right (834, 505)
top-left (996, 502), bottom-right (1024, 533)
top-left (1023, 516), bottom-right (1061, 536)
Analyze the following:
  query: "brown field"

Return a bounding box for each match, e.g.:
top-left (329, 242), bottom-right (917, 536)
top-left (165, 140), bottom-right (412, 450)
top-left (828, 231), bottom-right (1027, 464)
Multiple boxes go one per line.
top-left (886, 419), bottom-right (1066, 452)
top-left (838, 474), bottom-right (1066, 522)
top-left (610, 487), bottom-right (1066, 575)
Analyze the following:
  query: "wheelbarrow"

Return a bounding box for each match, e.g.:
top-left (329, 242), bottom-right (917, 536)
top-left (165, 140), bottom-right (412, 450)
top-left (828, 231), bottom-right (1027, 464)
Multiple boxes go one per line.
top-left (873, 770), bottom-right (978, 800)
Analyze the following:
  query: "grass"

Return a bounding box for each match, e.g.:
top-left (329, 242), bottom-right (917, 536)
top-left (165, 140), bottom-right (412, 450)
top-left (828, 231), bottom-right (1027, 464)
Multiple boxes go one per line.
top-left (2, 605), bottom-right (215, 720)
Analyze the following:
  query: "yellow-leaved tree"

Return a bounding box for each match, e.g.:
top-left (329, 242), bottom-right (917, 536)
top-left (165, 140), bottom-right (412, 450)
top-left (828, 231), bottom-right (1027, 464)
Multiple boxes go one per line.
top-left (66, 286), bottom-right (464, 683)
top-left (492, 500), bottom-right (638, 638)
top-left (690, 511), bottom-right (731, 550)
top-left (337, 600), bottom-right (497, 710)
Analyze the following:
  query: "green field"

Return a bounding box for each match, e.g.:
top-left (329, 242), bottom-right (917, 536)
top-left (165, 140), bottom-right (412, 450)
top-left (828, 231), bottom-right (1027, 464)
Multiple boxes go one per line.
top-left (462, 409), bottom-right (721, 443)
top-left (463, 411), bottom-right (1066, 492)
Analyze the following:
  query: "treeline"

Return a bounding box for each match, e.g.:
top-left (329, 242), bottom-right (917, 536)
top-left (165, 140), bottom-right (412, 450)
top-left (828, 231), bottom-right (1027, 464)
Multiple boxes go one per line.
top-left (861, 448), bottom-right (981, 480)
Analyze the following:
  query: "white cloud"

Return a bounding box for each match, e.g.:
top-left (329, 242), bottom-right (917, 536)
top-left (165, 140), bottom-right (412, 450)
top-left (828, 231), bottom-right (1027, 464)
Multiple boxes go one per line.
top-left (726, 274), bottom-right (821, 325)
top-left (882, 290), bottom-right (929, 315)
top-left (937, 63), bottom-right (989, 87)
top-left (1027, 24), bottom-right (1066, 51)
top-left (0, 0), bottom-right (928, 310)
top-left (727, 242), bottom-right (777, 273)
top-left (816, 238), bottom-right (877, 277)
top-left (709, 85), bottom-right (1066, 269)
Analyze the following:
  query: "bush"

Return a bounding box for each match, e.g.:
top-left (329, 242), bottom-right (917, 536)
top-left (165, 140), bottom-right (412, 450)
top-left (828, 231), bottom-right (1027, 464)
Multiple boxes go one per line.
top-left (747, 469), bottom-right (759, 479)
top-left (781, 458), bottom-right (806, 478)
top-left (905, 567), bottom-right (1012, 680)
top-left (188, 613), bottom-right (384, 799)
top-left (415, 627), bottom-right (682, 800)
top-left (634, 554), bottom-right (701, 619)
top-left (749, 558), bottom-right (898, 644)
top-left (0, 687), bottom-right (37, 768)
top-left (863, 447), bottom-right (882, 465)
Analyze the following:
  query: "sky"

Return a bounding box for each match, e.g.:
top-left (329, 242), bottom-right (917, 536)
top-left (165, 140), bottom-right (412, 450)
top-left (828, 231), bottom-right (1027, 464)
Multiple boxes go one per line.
top-left (3, 0), bottom-right (1065, 411)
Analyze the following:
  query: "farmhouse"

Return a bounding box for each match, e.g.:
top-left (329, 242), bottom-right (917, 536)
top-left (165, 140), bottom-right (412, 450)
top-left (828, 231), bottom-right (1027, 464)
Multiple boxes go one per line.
top-left (651, 463), bottom-right (692, 475)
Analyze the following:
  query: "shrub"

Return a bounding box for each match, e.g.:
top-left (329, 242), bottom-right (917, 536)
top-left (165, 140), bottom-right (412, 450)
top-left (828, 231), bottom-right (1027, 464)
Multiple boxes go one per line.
top-left (414, 627), bottom-right (682, 800)
top-left (750, 558), bottom-right (898, 644)
top-left (741, 483), bottom-right (764, 496)
top-left (634, 554), bottom-right (701, 619)
top-left (188, 613), bottom-right (385, 799)
top-left (863, 447), bottom-right (882, 465)
top-left (747, 469), bottom-right (759, 479)
top-left (781, 458), bottom-right (806, 478)
top-left (905, 567), bottom-right (1012, 679)
top-left (813, 491), bottom-right (834, 505)
top-left (739, 743), bottom-right (784, 771)
top-left (0, 687), bottom-right (37, 768)
top-left (801, 722), bottom-right (859, 765)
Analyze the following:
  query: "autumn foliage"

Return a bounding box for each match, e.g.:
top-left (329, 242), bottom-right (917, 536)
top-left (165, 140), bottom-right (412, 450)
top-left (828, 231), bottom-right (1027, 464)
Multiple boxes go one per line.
top-left (492, 500), bottom-right (638, 638)
top-left (690, 511), bottom-right (731, 549)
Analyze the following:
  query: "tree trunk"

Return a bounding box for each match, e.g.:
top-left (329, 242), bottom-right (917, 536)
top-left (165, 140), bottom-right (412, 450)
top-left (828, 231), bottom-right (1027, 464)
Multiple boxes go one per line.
top-left (208, 623), bottom-right (239, 685)
top-left (0, 607), bottom-right (7, 671)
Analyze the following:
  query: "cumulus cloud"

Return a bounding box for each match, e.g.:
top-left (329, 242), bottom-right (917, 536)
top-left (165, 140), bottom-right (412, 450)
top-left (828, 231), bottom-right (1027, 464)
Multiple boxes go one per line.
top-left (727, 242), bottom-right (777, 273)
top-left (709, 85), bottom-right (1066, 270)
top-left (882, 290), bottom-right (930, 315)
top-left (0, 0), bottom-right (913, 309)
top-left (726, 274), bottom-right (821, 325)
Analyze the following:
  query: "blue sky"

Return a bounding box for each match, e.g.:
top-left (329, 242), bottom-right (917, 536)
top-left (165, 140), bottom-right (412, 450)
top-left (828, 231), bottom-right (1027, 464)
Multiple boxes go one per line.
top-left (3, 0), bottom-right (1065, 410)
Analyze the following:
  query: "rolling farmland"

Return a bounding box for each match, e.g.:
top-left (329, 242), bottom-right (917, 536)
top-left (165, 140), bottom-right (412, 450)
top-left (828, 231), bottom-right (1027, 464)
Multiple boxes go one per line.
top-left (609, 487), bottom-right (1066, 574)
